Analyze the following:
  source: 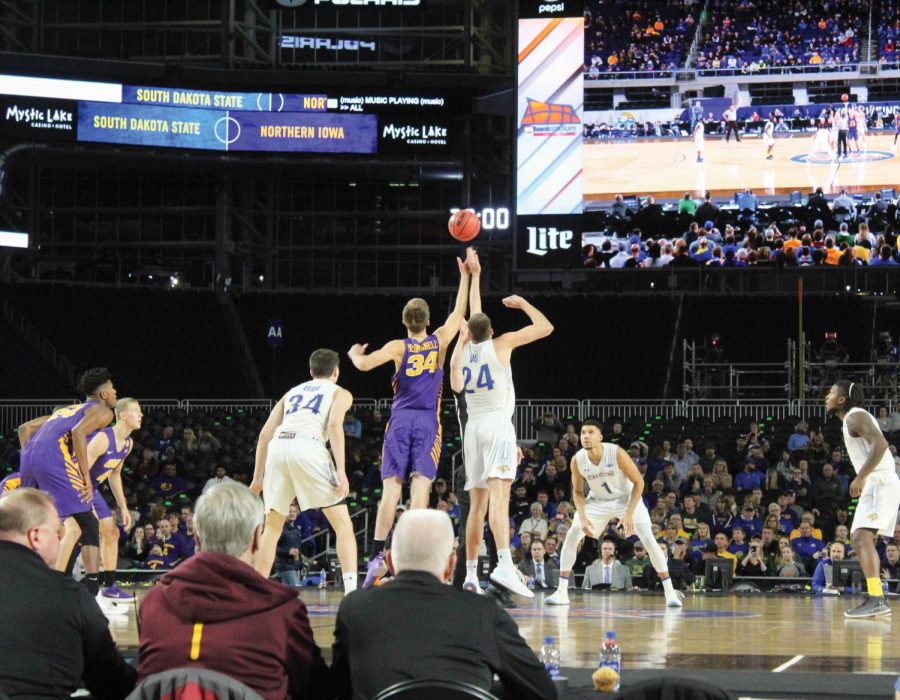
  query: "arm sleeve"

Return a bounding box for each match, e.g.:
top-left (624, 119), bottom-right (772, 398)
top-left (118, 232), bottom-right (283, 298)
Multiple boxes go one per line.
top-left (493, 609), bottom-right (557, 700)
top-left (811, 561), bottom-right (826, 593)
top-left (78, 590), bottom-right (138, 700)
top-left (286, 600), bottom-right (331, 700)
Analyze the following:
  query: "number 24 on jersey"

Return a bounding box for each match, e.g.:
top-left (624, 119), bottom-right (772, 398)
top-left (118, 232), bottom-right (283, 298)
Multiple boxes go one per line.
top-left (461, 363), bottom-right (494, 393)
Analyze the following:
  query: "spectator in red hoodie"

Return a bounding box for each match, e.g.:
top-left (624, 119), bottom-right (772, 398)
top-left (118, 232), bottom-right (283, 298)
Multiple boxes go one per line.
top-left (137, 482), bottom-right (330, 699)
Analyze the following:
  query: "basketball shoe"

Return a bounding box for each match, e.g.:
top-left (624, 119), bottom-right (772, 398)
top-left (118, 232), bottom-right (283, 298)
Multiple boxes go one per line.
top-left (845, 597), bottom-right (891, 619)
top-left (489, 564), bottom-right (534, 599)
top-left (101, 583), bottom-right (134, 601)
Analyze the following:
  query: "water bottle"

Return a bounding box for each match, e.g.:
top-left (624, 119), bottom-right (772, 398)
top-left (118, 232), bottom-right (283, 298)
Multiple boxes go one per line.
top-left (527, 577), bottom-right (536, 591)
top-left (318, 568), bottom-right (327, 589)
top-left (539, 636), bottom-right (560, 678)
top-left (598, 631), bottom-right (621, 691)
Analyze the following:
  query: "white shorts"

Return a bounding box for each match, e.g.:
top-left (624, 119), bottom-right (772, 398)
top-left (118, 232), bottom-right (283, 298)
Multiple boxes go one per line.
top-left (763, 134), bottom-right (774, 147)
top-left (850, 471), bottom-right (900, 537)
top-left (463, 413), bottom-right (517, 490)
top-left (263, 434), bottom-right (342, 514)
top-left (576, 497), bottom-right (653, 540)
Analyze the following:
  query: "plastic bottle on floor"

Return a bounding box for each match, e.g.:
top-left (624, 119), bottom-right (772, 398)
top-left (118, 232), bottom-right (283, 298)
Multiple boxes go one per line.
top-left (598, 631), bottom-right (621, 691)
top-left (539, 636), bottom-right (560, 678)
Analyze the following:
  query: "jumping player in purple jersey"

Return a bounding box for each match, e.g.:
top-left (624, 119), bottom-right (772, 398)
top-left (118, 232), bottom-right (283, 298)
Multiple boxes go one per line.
top-left (17, 368), bottom-right (117, 598)
top-left (349, 248), bottom-right (476, 587)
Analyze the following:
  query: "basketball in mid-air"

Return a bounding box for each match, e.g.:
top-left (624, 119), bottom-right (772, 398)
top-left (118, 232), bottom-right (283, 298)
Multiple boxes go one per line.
top-left (841, 93), bottom-right (849, 102)
top-left (448, 209), bottom-right (481, 242)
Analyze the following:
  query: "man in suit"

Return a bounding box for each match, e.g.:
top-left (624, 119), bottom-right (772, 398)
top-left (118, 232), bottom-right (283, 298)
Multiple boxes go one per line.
top-left (0, 488), bottom-right (136, 699)
top-left (517, 539), bottom-right (559, 590)
top-left (582, 538), bottom-right (633, 590)
top-left (332, 509), bottom-right (555, 700)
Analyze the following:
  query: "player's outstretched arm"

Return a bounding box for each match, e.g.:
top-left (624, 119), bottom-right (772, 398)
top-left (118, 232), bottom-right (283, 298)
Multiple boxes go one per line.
top-left (71, 405), bottom-right (115, 502)
top-left (494, 295), bottom-right (554, 352)
top-left (17, 414), bottom-right (50, 448)
top-left (434, 249), bottom-right (474, 348)
top-left (326, 387), bottom-right (353, 499)
top-left (250, 398), bottom-right (285, 495)
top-left (449, 320), bottom-right (470, 394)
top-left (468, 249), bottom-right (482, 316)
top-left (347, 339), bottom-right (405, 372)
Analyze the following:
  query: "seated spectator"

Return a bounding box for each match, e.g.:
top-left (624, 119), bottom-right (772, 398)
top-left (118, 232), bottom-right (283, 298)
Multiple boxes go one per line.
top-left (734, 459), bottom-right (766, 493)
top-left (429, 478), bottom-right (455, 508)
top-left (582, 539), bottom-right (633, 590)
top-left (202, 464), bottom-right (233, 493)
top-left (533, 413), bottom-right (564, 446)
top-left (136, 448), bottom-right (160, 481)
top-left (514, 531), bottom-right (533, 565)
top-left (811, 541), bottom-right (847, 594)
top-left (154, 425), bottom-right (178, 459)
top-left (882, 542), bottom-right (900, 587)
top-left (625, 541), bottom-right (651, 576)
top-left (518, 503), bottom-right (548, 540)
top-left (711, 460), bottom-right (732, 490)
top-left (713, 532), bottom-right (738, 574)
top-left (150, 461), bottom-right (190, 499)
top-left (0, 489), bottom-right (137, 699)
top-left (776, 545), bottom-right (805, 578)
top-left (727, 526), bottom-right (750, 557)
top-left (124, 524), bottom-right (149, 563)
top-left (791, 521), bottom-right (825, 569)
top-left (544, 535), bottom-right (560, 567)
top-left (517, 538), bottom-right (559, 590)
top-left (732, 504), bottom-right (763, 537)
top-left (536, 490), bottom-right (557, 519)
top-left (738, 536), bottom-right (768, 576)
top-left (138, 482), bottom-right (330, 699)
top-left (789, 512), bottom-right (823, 541)
top-left (336, 410), bottom-right (360, 441)
top-left (509, 484), bottom-right (531, 526)
top-left (275, 503), bottom-right (304, 587)
top-left (153, 518), bottom-right (186, 567)
top-left (332, 509), bottom-right (555, 700)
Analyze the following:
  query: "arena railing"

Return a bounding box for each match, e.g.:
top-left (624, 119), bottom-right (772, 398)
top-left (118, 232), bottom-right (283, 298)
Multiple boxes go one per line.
top-left (580, 400), bottom-right (685, 423)
top-left (584, 63), bottom-right (862, 81)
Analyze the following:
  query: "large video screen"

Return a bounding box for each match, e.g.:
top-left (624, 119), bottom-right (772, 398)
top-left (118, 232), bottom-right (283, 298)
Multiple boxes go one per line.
top-left (515, 1), bottom-right (900, 269)
top-left (0, 74), bottom-right (451, 155)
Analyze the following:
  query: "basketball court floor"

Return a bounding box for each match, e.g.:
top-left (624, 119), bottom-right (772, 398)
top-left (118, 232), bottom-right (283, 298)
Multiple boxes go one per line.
top-left (584, 132), bottom-right (899, 201)
top-left (109, 588), bottom-right (900, 698)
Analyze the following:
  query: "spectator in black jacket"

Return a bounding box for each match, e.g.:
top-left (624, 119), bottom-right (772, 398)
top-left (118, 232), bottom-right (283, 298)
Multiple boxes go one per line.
top-left (275, 503), bottom-right (305, 587)
top-left (0, 488), bottom-right (136, 699)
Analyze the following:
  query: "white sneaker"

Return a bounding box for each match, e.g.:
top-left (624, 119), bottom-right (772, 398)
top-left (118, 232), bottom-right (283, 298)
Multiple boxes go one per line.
top-left (665, 590), bottom-right (685, 608)
top-left (545, 589), bottom-right (570, 606)
top-left (489, 565), bottom-right (534, 599)
top-left (463, 580), bottom-right (484, 595)
top-left (96, 595), bottom-right (128, 617)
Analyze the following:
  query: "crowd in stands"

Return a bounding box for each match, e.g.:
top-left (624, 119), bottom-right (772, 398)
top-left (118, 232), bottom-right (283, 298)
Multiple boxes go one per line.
top-left (584, 0), bottom-right (699, 76)
top-left (583, 189), bottom-right (900, 269)
top-left (697, 0), bottom-right (863, 72)
top-left (878, 1), bottom-right (900, 64)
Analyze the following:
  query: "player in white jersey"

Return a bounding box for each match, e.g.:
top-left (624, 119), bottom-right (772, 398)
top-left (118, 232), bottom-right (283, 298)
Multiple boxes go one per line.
top-left (826, 380), bottom-right (900, 618)
top-left (449, 295), bottom-right (553, 599)
top-left (546, 419), bottom-right (684, 608)
top-left (251, 348), bottom-right (359, 593)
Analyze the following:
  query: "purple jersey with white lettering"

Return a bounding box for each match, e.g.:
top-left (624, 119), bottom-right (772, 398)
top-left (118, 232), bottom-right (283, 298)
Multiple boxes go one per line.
top-left (382, 335), bottom-right (443, 481)
top-left (391, 335), bottom-right (443, 412)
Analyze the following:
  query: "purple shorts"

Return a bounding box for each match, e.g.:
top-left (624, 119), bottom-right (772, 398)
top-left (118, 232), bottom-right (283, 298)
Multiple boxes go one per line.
top-left (91, 488), bottom-right (112, 520)
top-left (381, 410), bottom-right (442, 482)
top-left (20, 440), bottom-right (91, 519)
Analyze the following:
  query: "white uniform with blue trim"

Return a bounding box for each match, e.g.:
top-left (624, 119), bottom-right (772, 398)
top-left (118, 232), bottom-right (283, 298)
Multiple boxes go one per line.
top-left (845, 407), bottom-right (900, 536)
top-left (264, 379), bottom-right (341, 514)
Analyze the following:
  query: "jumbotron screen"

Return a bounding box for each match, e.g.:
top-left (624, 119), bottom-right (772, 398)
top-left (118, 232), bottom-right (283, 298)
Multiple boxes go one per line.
top-left (515, 1), bottom-right (900, 269)
top-left (0, 74), bottom-right (451, 155)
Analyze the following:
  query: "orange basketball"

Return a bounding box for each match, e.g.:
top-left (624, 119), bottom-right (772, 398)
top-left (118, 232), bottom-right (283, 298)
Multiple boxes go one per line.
top-left (448, 209), bottom-right (481, 242)
top-left (841, 93), bottom-right (849, 102)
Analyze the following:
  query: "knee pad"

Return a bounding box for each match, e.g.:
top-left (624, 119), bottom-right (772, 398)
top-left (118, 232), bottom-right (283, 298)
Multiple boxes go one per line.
top-left (72, 511), bottom-right (100, 547)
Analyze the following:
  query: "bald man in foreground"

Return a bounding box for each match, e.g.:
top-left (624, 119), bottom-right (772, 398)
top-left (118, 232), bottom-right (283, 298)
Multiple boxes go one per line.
top-left (0, 488), bottom-right (136, 699)
top-left (331, 509), bottom-right (555, 699)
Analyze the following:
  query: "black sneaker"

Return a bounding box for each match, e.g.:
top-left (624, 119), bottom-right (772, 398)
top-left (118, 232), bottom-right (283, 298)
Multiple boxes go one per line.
top-left (486, 584), bottom-right (517, 609)
top-left (845, 597), bottom-right (891, 619)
